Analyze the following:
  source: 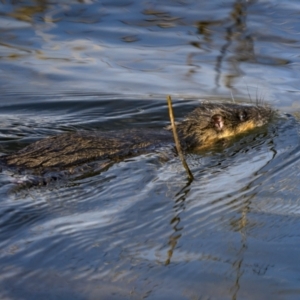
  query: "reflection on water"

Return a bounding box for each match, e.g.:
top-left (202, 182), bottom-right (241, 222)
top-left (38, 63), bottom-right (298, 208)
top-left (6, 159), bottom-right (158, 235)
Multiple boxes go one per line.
top-left (1, 0), bottom-right (300, 106)
top-left (1, 0), bottom-right (300, 299)
top-left (0, 96), bottom-right (299, 299)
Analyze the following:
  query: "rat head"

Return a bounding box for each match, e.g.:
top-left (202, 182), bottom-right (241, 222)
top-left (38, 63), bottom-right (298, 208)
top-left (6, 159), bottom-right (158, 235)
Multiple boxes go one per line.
top-left (177, 102), bottom-right (274, 149)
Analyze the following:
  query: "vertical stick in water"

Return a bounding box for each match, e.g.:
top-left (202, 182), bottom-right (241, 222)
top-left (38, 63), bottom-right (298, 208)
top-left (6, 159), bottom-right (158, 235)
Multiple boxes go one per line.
top-left (166, 95), bottom-right (194, 181)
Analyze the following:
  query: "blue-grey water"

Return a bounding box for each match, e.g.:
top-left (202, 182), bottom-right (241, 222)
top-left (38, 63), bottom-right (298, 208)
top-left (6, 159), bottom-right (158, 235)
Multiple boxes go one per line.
top-left (1, 1), bottom-right (300, 299)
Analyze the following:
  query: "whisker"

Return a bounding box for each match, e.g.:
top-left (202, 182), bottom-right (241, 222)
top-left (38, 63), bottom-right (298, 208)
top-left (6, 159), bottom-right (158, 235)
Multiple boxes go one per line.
top-left (230, 90), bottom-right (235, 103)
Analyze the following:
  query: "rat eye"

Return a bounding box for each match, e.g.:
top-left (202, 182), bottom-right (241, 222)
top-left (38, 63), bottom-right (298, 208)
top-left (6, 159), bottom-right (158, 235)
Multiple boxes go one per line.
top-left (238, 111), bottom-right (247, 121)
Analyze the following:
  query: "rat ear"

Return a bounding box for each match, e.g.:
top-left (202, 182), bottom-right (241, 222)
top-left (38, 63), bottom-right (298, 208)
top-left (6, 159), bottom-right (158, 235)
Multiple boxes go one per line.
top-left (211, 114), bottom-right (224, 131)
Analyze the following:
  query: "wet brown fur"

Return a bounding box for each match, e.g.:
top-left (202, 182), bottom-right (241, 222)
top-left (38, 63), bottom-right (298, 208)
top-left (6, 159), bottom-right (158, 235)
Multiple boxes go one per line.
top-left (0, 102), bottom-right (274, 174)
top-left (176, 102), bottom-right (273, 149)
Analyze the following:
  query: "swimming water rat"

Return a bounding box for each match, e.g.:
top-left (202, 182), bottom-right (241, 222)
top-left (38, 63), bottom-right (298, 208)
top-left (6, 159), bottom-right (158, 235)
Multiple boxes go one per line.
top-left (0, 102), bottom-right (274, 178)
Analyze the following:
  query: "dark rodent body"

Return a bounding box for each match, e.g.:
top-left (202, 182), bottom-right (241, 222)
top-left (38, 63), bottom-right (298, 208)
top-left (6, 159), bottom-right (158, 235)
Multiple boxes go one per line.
top-left (1, 129), bottom-right (173, 173)
top-left (0, 102), bottom-right (274, 176)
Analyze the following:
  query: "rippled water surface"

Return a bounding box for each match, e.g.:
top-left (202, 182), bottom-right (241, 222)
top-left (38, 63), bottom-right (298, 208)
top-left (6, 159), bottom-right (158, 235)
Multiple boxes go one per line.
top-left (1, 1), bottom-right (300, 299)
